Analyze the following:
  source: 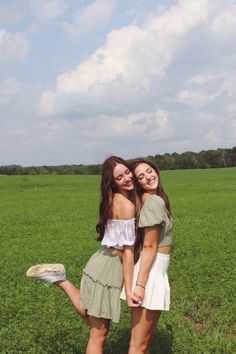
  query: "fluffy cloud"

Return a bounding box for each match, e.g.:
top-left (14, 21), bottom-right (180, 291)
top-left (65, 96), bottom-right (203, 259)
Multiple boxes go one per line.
top-left (36, 0), bottom-right (236, 158)
top-left (2, 0), bottom-right (235, 165)
top-left (0, 29), bottom-right (29, 62)
top-left (93, 109), bottom-right (170, 138)
top-left (40, 0), bottom-right (209, 115)
top-left (63, 0), bottom-right (117, 39)
top-left (29, 0), bottom-right (67, 22)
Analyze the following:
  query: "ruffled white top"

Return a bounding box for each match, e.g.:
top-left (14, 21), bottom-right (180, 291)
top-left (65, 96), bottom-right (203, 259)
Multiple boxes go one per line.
top-left (101, 218), bottom-right (136, 250)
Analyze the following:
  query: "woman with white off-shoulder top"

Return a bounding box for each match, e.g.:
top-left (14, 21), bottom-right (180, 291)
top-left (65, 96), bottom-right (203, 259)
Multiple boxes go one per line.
top-left (26, 156), bottom-right (140, 354)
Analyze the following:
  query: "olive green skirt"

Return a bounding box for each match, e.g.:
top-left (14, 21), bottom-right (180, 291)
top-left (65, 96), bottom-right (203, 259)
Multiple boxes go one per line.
top-left (80, 247), bottom-right (123, 323)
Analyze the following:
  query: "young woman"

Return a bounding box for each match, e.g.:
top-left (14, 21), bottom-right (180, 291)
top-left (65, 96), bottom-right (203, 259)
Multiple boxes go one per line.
top-left (26, 156), bottom-right (139, 354)
top-left (121, 158), bottom-right (173, 354)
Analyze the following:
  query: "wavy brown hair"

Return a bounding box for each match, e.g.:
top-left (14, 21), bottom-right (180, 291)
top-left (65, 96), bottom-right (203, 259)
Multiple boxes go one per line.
top-left (96, 156), bottom-right (139, 241)
top-left (130, 158), bottom-right (172, 261)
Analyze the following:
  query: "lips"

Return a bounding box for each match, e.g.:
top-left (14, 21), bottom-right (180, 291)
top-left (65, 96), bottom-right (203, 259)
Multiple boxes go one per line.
top-left (124, 180), bottom-right (133, 187)
top-left (147, 178), bottom-right (156, 185)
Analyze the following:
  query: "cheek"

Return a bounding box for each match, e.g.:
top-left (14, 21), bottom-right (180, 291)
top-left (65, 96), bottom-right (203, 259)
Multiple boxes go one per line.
top-left (138, 180), bottom-right (146, 188)
top-left (116, 180), bottom-right (123, 186)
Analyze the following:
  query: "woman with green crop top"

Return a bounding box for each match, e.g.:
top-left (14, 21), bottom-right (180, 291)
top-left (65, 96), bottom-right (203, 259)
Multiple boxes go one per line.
top-left (121, 158), bottom-right (173, 354)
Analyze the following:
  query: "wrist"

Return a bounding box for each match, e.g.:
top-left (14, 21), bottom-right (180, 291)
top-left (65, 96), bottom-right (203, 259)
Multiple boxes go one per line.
top-left (136, 283), bottom-right (146, 289)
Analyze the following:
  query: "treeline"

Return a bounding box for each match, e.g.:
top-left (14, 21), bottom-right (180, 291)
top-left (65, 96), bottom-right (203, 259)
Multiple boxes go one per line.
top-left (0, 147), bottom-right (235, 175)
top-left (145, 147), bottom-right (236, 171)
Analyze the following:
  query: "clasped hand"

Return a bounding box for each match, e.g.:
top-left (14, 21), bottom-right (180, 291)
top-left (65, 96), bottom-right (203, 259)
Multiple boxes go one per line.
top-left (126, 285), bottom-right (145, 307)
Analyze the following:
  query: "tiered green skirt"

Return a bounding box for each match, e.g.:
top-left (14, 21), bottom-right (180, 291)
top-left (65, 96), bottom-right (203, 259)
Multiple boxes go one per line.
top-left (80, 247), bottom-right (123, 323)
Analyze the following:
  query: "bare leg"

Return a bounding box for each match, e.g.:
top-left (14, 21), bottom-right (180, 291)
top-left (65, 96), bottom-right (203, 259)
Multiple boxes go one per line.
top-left (56, 280), bottom-right (90, 324)
top-left (129, 307), bottom-right (161, 354)
top-left (86, 316), bottom-right (110, 354)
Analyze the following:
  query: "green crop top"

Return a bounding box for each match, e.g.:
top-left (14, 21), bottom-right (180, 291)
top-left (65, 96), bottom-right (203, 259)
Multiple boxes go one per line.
top-left (138, 194), bottom-right (173, 247)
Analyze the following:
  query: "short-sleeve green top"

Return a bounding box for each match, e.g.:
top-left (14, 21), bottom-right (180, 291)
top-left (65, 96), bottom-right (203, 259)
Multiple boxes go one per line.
top-left (138, 194), bottom-right (173, 247)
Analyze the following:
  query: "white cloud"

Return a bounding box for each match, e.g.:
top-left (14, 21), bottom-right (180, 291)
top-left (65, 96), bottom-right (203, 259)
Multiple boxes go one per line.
top-left (40, 0), bottom-right (212, 115)
top-left (29, 0), bottom-right (67, 22)
top-left (0, 29), bottom-right (29, 63)
top-left (63, 0), bottom-right (117, 39)
top-left (211, 2), bottom-right (236, 39)
top-left (96, 109), bottom-right (170, 137)
top-left (176, 90), bottom-right (218, 108)
top-left (2, 0), bottom-right (236, 165)
top-left (0, 77), bottom-right (25, 107)
top-left (188, 74), bottom-right (221, 85)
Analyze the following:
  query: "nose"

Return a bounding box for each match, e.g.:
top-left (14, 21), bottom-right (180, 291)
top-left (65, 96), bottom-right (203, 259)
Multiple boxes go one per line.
top-left (145, 174), bottom-right (151, 180)
top-left (124, 175), bottom-right (131, 182)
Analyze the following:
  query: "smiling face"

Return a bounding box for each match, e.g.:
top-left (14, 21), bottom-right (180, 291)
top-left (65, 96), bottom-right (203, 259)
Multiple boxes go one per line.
top-left (134, 162), bottom-right (159, 193)
top-left (113, 163), bottom-right (134, 195)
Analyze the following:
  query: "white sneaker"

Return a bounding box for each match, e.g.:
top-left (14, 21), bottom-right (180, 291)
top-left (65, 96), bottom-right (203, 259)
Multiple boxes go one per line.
top-left (26, 263), bottom-right (66, 284)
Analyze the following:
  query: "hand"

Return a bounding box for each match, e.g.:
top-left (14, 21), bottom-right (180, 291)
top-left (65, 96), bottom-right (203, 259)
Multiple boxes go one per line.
top-left (126, 291), bottom-right (140, 308)
top-left (133, 285), bottom-right (145, 305)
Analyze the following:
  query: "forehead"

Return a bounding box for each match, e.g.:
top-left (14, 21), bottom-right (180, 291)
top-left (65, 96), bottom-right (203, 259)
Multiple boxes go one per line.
top-left (134, 163), bottom-right (151, 175)
top-left (113, 163), bottom-right (129, 177)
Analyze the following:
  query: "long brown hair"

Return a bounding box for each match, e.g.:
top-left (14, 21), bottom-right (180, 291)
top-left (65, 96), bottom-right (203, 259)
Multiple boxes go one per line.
top-left (96, 156), bottom-right (139, 241)
top-left (131, 158), bottom-right (172, 261)
top-left (130, 158), bottom-right (172, 216)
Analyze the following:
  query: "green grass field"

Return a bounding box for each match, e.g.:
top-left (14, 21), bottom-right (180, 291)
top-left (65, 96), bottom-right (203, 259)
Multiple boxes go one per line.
top-left (0, 168), bottom-right (236, 353)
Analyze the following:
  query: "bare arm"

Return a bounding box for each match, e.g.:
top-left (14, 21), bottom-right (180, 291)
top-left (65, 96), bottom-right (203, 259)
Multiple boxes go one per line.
top-left (133, 226), bottom-right (160, 301)
top-left (113, 195), bottom-right (139, 306)
top-left (123, 245), bottom-right (139, 306)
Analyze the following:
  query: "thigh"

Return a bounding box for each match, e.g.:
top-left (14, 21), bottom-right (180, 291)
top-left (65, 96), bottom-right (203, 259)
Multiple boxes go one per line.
top-left (130, 307), bottom-right (161, 347)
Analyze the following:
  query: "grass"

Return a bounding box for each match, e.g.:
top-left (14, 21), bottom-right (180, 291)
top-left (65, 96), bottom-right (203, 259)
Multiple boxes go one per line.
top-left (0, 168), bottom-right (236, 353)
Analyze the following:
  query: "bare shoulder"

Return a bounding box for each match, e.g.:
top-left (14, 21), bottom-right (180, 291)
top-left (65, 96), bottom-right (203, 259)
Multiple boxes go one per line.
top-left (112, 194), bottom-right (135, 219)
top-left (142, 192), bottom-right (152, 203)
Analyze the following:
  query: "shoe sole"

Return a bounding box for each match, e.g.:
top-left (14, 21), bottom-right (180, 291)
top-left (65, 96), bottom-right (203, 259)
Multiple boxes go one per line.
top-left (26, 263), bottom-right (65, 278)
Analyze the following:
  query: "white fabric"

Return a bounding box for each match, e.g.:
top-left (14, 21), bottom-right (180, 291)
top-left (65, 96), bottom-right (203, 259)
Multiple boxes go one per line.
top-left (101, 218), bottom-right (136, 250)
top-left (120, 252), bottom-right (170, 310)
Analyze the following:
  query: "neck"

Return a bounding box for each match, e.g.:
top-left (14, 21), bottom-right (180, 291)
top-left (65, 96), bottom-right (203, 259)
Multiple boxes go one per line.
top-left (145, 189), bottom-right (157, 195)
top-left (117, 190), bottom-right (129, 199)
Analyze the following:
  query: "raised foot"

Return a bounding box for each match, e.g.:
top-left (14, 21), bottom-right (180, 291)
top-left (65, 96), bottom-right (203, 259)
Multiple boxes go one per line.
top-left (26, 263), bottom-right (66, 284)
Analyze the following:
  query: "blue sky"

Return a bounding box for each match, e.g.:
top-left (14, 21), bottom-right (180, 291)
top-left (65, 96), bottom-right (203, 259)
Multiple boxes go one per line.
top-left (0, 0), bottom-right (236, 166)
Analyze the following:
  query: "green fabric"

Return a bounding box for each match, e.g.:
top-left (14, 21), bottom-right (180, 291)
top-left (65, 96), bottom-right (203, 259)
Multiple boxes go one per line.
top-left (138, 195), bottom-right (173, 247)
top-left (80, 247), bottom-right (123, 323)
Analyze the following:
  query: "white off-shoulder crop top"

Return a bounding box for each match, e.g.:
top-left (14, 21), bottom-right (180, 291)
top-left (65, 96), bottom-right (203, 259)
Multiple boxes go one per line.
top-left (101, 218), bottom-right (136, 250)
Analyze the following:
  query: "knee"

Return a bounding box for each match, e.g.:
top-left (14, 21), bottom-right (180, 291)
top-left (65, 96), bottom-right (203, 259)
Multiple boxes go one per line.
top-left (90, 326), bottom-right (109, 345)
top-left (129, 334), bottom-right (152, 353)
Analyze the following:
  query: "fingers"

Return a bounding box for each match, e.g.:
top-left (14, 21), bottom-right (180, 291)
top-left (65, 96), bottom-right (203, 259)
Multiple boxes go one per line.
top-left (132, 294), bottom-right (140, 302)
top-left (132, 295), bottom-right (143, 306)
top-left (128, 300), bottom-right (142, 307)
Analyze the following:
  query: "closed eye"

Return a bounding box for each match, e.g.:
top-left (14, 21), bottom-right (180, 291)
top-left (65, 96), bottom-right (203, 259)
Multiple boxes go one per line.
top-left (115, 175), bottom-right (122, 180)
top-left (137, 174), bottom-right (144, 180)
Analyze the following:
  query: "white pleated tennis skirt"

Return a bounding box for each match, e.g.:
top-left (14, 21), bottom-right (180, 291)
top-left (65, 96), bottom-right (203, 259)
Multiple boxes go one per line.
top-left (120, 252), bottom-right (170, 311)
